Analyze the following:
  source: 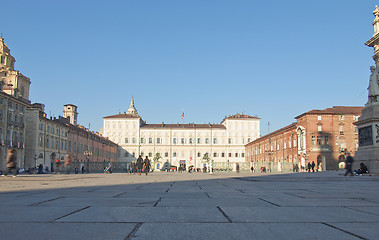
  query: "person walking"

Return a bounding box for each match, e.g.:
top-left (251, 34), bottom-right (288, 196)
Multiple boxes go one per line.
top-left (307, 162), bottom-right (311, 172)
top-left (80, 162), bottom-right (85, 174)
top-left (311, 161), bottom-right (315, 172)
top-left (143, 156), bottom-right (151, 175)
top-left (136, 155), bottom-right (143, 175)
top-left (344, 152), bottom-right (354, 176)
top-left (54, 158), bottom-right (61, 174)
top-left (2, 149), bottom-right (17, 177)
top-left (65, 155), bottom-right (72, 174)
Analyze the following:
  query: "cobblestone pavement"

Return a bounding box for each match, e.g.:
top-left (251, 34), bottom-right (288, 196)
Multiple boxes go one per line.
top-left (0, 171), bottom-right (378, 240)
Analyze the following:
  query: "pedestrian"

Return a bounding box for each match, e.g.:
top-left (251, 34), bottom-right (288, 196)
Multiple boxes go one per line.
top-left (236, 163), bottom-right (240, 173)
top-left (307, 162), bottom-right (311, 172)
top-left (65, 155), bottom-right (72, 174)
top-left (251, 166), bottom-right (254, 173)
top-left (38, 164), bottom-right (43, 174)
top-left (344, 152), bottom-right (354, 176)
top-left (2, 149), bottom-right (17, 177)
top-left (80, 162), bottom-right (85, 174)
top-left (54, 158), bottom-right (61, 174)
top-left (143, 156), bottom-right (151, 175)
top-left (136, 155), bottom-right (143, 175)
top-left (311, 161), bottom-right (315, 172)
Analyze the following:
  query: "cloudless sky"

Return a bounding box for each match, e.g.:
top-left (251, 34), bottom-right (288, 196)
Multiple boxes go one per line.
top-left (1, 0), bottom-right (377, 134)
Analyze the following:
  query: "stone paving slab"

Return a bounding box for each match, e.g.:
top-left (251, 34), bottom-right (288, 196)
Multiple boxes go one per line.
top-left (133, 223), bottom-right (361, 240)
top-left (331, 223), bottom-right (379, 240)
top-left (221, 206), bottom-right (379, 223)
top-left (56, 206), bottom-right (229, 223)
top-left (36, 197), bottom-right (161, 207)
top-left (0, 206), bottom-right (87, 222)
top-left (0, 222), bottom-right (136, 240)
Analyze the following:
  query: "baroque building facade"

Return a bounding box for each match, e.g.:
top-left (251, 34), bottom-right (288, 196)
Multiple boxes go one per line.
top-left (25, 103), bottom-right (118, 171)
top-left (102, 98), bottom-right (260, 169)
top-left (0, 37), bottom-right (31, 172)
top-left (245, 106), bottom-right (363, 171)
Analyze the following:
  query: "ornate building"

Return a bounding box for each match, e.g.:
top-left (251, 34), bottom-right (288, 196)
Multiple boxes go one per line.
top-left (25, 103), bottom-right (118, 171)
top-left (246, 106), bottom-right (363, 171)
top-left (102, 98), bottom-right (260, 169)
top-left (0, 37), bottom-right (31, 171)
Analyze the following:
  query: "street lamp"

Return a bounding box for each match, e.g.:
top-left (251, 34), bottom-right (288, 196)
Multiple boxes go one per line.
top-left (84, 150), bottom-right (93, 174)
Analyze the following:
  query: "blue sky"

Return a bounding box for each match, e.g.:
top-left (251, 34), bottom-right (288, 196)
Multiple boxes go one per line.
top-left (2, 0), bottom-right (376, 134)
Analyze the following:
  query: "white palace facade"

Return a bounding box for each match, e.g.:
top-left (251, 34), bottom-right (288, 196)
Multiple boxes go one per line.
top-left (102, 98), bottom-right (260, 169)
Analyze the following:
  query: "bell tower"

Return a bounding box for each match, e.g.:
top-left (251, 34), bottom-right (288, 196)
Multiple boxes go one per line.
top-left (63, 104), bottom-right (78, 125)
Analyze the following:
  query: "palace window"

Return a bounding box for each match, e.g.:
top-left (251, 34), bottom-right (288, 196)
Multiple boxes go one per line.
top-left (228, 138), bottom-right (232, 144)
top-left (157, 138), bottom-right (161, 144)
top-left (205, 138), bottom-right (209, 144)
top-left (132, 138), bottom-right (136, 144)
top-left (325, 136), bottom-right (329, 145)
top-left (197, 138), bottom-right (201, 144)
top-left (197, 152), bottom-right (201, 157)
top-left (181, 138), bottom-right (185, 144)
top-left (213, 138), bottom-right (217, 144)
top-left (241, 153), bottom-right (245, 157)
top-left (149, 138), bottom-right (152, 144)
top-left (339, 115), bottom-right (345, 121)
top-left (235, 153), bottom-right (238, 157)
top-left (221, 153), bottom-right (225, 157)
top-left (317, 115), bottom-right (322, 120)
top-left (173, 138), bottom-right (177, 144)
top-left (173, 152), bottom-right (177, 157)
top-left (165, 152), bottom-right (168, 157)
top-left (339, 126), bottom-right (344, 135)
top-left (189, 138), bottom-right (193, 144)
top-left (213, 153), bottom-right (217, 157)
top-left (318, 125), bottom-right (322, 132)
top-left (312, 136), bottom-right (316, 145)
top-left (125, 138), bottom-right (128, 143)
top-left (149, 152), bottom-right (152, 157)
top-left (140, 138), bottom-right (144, 144)
top-left (317, 136), bottom-right (323, 145)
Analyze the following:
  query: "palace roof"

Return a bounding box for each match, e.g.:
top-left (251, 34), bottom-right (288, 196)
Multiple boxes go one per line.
top-left (141, 123), bottom-right (226, 129)
top-left (295, 106), bottom-right (363, 119)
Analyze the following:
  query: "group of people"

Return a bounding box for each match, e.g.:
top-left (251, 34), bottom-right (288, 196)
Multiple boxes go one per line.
top-left (53, 154), bottom-right (72, 174)
top-left (129, 155), bottom-right (151, 175)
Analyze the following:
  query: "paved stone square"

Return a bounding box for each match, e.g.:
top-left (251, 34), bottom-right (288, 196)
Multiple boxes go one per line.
top-left (0, 171), bottom-right (378, 240)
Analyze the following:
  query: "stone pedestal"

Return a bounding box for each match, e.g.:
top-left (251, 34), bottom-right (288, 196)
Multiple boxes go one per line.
top-left (354, 103), bottom-right (379, 174)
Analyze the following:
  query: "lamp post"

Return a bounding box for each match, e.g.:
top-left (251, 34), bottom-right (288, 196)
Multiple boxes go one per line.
top-left (84, 150), bottom-right (92, 174)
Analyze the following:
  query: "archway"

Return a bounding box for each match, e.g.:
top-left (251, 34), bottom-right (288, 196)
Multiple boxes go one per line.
top-left (317, 154), bottom-right (326, 171)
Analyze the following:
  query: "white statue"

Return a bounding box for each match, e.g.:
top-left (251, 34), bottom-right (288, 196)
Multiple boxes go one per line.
top-left (368, 66), bottom-right (379, 103)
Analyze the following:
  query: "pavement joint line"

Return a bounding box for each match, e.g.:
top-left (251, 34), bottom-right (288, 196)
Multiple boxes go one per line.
top-left (165, 188), bottom-right (170, 192)
top-left (321, 222), bottom-right (369, 240)
top-left (235, 189), bottom-right (245, 193)
top-left (16, 192), bottom-right (46, 197)
top-left (205, 192), bottom-right (211, 198)
top-left (195, 182), bottom-right (202, 189)
top-left (87, 188), bottom-right (101, 192)
top-left (28, 196), bottom-right (65, 206)
top-left (258, 197), bottom-right (281, 207)
top-left (216, 206), bottom-right (233, 223)
top-left (125, 222), bottom-right (143, 240)
top-left (284, 192), bottom-right (305, 198)
top-left (113, 191), bottom-right (128, 198)
top-left (153, 197), bottom-right (161, 207)
top-left (52, 206), bottom-right (91, 222)
top-left (345, 206), bottom-right (379, 216)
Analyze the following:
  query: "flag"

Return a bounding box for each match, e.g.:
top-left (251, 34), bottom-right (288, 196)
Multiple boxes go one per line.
top-left (182, 112), bottom-right (184, 119)
top-left (190, 157), bottom-right (193, 161)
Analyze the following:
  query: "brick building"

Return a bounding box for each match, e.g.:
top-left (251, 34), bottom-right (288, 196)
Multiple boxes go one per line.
top-left (246, 106), bottom-right (363, 171)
